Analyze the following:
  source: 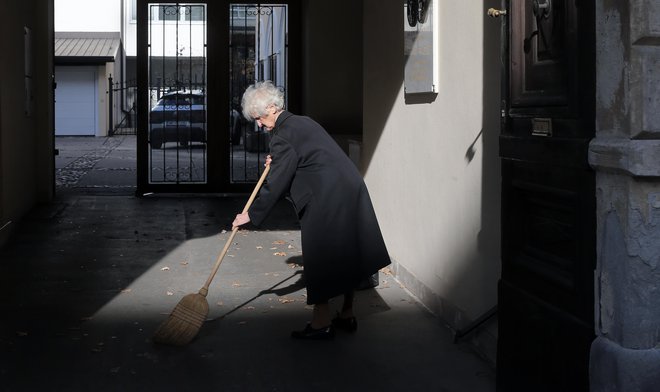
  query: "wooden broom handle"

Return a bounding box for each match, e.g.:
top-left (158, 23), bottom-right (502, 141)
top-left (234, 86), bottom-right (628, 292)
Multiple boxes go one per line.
top-left (198, 164), bottom-right (271, 296)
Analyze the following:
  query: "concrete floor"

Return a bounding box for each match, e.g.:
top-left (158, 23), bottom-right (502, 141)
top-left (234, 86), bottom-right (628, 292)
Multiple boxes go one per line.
top-left (0, 136), bottom-right (495, 391)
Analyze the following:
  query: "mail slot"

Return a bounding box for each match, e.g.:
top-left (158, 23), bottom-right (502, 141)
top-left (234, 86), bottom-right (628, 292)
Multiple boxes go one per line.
top-left (532, 117), bottom-right (553, 137)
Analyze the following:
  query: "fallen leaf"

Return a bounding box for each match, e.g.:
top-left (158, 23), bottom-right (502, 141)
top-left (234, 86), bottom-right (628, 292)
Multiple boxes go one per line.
top-left (273, 252), bottom-right (287, 257)
top-left (278, 298), bottom-right (294, 304)
top-left (166, 291), bottom-right (174, 296)
top-left (256, 246), bottom-right (263, 249)
top-left (180, 261), bottom-right (189, 266)
top-left (232, 282), bottom-right (243, 287)
top-left (270, 247), bottom-right (278, 250)
top-left (121, 288), bottom-right (132, 293)
top-left (287, 245), bottom-right (294, 249)
top-left (272, 240), bottom-right (286, 245)
top-left (161, 266), bottom-right (170, 271)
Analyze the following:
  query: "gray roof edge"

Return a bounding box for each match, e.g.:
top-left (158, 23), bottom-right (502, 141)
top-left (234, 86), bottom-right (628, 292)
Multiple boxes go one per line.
top-left (55, 32), bottom-right (121, 39)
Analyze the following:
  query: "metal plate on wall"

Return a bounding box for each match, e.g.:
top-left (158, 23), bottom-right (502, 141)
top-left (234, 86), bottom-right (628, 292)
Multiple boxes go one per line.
top-left (404, 0), bottom-right (438, 94)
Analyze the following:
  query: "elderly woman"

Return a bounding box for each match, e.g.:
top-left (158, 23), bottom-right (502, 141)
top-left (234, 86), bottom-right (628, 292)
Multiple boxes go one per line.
top-left (232, 81), bottom-right (390, 340)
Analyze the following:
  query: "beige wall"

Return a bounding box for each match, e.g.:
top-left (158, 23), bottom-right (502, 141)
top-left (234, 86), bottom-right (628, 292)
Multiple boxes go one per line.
top-left (0, 1), bottom-right (54, 246)
top-left (362, 0), bottom-right (501, 360)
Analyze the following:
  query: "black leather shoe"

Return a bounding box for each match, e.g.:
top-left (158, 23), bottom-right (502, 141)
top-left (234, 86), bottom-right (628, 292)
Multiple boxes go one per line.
top-left (291, 323), bottom-right (335, 340)
top-left (332, 315), bottom-right (358, 333)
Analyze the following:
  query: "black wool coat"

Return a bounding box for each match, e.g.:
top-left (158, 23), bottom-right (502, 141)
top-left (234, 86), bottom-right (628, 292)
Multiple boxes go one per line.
top-left (248, 111), bottom-right (391, 304)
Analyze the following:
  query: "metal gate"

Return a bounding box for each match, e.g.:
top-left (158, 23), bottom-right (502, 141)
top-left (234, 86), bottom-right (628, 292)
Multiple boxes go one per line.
top-left (229, 4), bottom-right (287, 183)
top-left (147, 3), bottom-right (208, 184)
top-left (108, 77), bottom-right (137, 136)
top-left (136, 1), bottom-right (294, 194)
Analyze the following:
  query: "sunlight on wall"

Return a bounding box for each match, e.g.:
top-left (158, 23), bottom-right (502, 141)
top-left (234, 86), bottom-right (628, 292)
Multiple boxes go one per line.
top-left (362, 0), bottom-right (501, 329)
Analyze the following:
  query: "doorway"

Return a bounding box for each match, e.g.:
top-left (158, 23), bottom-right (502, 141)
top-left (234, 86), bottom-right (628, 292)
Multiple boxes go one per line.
top-left (494, 0), bottom-right (596, 390)
top-left (136, 1), bottom-right (298, 194)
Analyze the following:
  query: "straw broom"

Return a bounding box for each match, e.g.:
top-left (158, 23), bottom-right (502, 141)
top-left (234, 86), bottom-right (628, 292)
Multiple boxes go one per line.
top-left (153, 165), bottom-right (270, 345)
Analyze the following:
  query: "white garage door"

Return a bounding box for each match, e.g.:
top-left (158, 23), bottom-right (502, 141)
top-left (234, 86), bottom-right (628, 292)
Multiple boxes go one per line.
top-left (55, 67), bottom-right (97, 136)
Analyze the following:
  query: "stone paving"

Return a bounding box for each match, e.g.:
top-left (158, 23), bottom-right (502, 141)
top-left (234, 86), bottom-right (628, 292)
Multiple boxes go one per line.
top-left (0, 136), bottom-right (497, 391)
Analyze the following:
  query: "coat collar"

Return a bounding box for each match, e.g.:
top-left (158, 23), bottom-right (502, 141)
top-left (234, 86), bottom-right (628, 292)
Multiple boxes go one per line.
top-left (272, 111), bottom-right (293, 135)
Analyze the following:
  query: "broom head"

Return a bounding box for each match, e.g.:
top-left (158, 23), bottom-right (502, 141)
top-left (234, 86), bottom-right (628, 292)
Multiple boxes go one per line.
top-left (153, 292), bottom-right (209, 346)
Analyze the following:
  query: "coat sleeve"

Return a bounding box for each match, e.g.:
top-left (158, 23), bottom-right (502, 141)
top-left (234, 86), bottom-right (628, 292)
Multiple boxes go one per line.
top-left (247, 135), bottom-right (299, 226)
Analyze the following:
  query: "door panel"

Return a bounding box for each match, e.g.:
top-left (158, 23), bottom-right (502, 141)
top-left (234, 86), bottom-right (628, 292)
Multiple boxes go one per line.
top-left (55, 67), bottom-right (97, 136)
top-left (510, 0), bottom-right (576, 110)
top-left (147, 3), bottom-right (208, 185)
top-left (497, 0), bottom-right (596, 390)
top-left (228, 4), bottom-right (288, 184)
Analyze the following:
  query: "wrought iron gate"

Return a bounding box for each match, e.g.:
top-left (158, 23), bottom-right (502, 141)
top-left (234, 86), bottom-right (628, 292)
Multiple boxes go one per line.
top-left (108, 77), bottom-right (137, 136)
top-left (229, 4), bottom-right (288, 183)
top-left (136, 1), bottom-right (295, 194)
top-left (147, 3), bottom-right (208, 184)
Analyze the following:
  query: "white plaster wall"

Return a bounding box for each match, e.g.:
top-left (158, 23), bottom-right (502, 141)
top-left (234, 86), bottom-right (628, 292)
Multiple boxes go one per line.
top-left (55, 0), bottom-right (121, 32)
top-left (362, 0), bottom-right (501, 335)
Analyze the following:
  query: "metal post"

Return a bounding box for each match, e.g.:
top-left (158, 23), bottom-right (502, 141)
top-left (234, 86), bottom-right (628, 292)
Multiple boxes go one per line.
top-left (108, 75), bottom-right (114, 136)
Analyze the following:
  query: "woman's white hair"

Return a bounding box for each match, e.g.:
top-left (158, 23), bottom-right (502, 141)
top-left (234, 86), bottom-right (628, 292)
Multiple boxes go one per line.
top-left (241, 80), bottom-right (285, 121)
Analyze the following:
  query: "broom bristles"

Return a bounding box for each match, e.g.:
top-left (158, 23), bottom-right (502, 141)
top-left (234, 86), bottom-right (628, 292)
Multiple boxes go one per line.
top-left (153, 293), bottom-right (209, 346)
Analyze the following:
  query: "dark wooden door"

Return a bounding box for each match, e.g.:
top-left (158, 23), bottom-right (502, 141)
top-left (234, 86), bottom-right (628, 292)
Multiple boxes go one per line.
top-left (495, 0), bottom-right (596, 390)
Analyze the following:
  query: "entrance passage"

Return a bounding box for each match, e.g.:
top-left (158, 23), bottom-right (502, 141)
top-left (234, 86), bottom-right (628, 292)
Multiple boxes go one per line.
top-left (229, 4), bottom-right (288, 183)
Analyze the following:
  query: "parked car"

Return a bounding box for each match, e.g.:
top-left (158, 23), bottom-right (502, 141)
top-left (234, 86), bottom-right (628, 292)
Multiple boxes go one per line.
top-left (149, 90), bottom-right (206, 149)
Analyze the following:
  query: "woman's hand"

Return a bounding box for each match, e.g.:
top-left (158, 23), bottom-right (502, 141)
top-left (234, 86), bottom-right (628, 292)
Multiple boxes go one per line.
top-left (232, 212), bottom-right (251, 230)
top-left (265, 154), bottom-right (272, 167)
